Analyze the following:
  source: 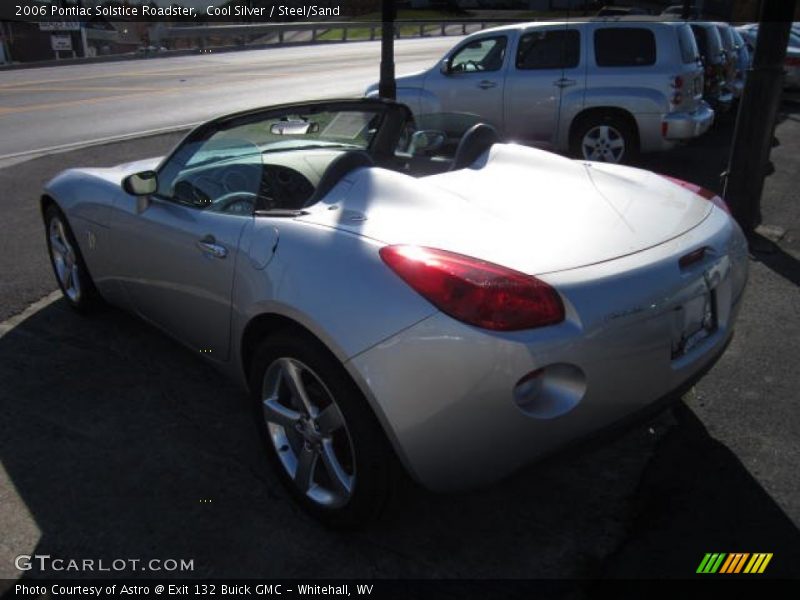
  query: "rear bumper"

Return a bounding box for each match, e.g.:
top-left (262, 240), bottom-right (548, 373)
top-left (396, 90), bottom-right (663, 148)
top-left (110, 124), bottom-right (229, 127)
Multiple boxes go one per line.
top-left (346, 209), bottom-right (748, 491)
top-left (785, 68), bottom-right (800, 89)
top-left (709, 90), bottom-right (734, 113)
top-left (663, 101), bottom-right (715, 141)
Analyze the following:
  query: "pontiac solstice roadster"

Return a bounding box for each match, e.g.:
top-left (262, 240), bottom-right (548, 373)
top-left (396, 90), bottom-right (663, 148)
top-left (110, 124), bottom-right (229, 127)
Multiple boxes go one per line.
top-left (42, 98), bottom-right (748, 526)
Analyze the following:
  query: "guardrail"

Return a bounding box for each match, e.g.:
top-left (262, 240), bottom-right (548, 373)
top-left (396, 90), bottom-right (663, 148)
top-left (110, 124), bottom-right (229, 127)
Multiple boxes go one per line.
top-left (161, 20), bottom-right (506, 48)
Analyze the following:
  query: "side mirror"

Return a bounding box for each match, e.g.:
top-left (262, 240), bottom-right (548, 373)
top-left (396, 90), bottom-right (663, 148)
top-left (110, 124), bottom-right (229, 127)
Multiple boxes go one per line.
top-left (122, 171), bottom-right (158, 196)
top-left (440, 58), bottom-right (451, 75)
top-left (409, 130), bottom-right (446, 156)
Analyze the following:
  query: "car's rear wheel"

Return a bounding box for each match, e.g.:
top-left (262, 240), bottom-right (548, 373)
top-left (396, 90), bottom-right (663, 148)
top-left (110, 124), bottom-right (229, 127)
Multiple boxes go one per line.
top-left (249, 331), bottom-right (396, 528)
top-left (571, 113), bottom-right (638, 164)
top-left (44, 204), bottom-right (101, 312)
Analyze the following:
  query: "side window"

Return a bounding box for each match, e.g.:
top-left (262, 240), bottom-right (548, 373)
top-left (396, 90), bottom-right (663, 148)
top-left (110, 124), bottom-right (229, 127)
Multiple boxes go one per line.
top-left (449, 36), bottom-right (507, 73)
top-left (678, 25), bottom-right (700, 63)
top-left (157, 132), bottom-right (262, 215)
top-left (690, 25), bottom-right (708, 58)
top-left (594, 28), bottom-right (656, 67)
top-left (516, 29), bottom-right (580, 70)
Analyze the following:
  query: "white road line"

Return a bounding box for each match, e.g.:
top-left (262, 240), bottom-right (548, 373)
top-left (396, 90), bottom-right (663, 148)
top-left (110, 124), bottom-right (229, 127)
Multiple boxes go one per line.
top-left (0, 123), bottom-right (200, 163)
top-left (0, 291), bottom-right (62, 339)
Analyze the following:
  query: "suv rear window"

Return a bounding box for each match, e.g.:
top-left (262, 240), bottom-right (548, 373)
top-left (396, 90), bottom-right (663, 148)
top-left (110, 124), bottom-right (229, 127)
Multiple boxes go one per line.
top-left (677, 25), bottom-right (699, 63)
top-left (717, 25), bottom-right (735, 51)
top-left (691, 24), bottom-right (723, 60)
top-left (595, 28), bottom-right (656, 67)
top-left (516, 29), bottom-right (580, 70)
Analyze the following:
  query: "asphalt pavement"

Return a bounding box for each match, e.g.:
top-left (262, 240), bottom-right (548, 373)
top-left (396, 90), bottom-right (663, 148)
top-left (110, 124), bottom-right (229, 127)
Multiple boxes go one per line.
top-left (0, 96), bottom-right (798, 585)
top-left (0, 38), bottom-right (454, 161)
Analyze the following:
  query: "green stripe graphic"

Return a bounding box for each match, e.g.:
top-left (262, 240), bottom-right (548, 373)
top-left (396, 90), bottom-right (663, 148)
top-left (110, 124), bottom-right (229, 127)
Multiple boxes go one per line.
top-left (709, 553), bottom-right (727, 573)
top-left (697, 553), bottom-right (727, 573)
top-left (697, 554), bottom-right (713, 573)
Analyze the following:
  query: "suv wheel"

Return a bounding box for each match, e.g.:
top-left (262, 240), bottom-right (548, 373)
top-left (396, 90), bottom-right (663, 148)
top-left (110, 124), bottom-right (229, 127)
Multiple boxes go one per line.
top-left (571, 113), bottom-right (638, 164)
top-left (249, 331), bottom-right (396, 528)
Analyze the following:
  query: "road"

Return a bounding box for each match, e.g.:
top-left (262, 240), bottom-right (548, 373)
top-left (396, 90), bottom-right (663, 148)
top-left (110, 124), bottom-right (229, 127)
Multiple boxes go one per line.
top-left (0, 38), bottom-right (454, 160)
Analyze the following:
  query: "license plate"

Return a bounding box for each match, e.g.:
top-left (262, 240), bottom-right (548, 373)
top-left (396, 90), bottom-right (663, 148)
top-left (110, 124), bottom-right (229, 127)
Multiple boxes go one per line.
top-left (671, 287), bottom-right (717, 359)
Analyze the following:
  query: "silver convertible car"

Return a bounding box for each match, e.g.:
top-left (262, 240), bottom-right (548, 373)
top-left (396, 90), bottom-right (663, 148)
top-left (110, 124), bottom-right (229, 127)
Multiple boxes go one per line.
top-left (42, 98), bottom-right (748, 527)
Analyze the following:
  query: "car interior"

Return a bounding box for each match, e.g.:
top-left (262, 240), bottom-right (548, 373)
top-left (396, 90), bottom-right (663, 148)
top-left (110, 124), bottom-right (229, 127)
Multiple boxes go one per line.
top-left (161, 100), bottom-right (500, 217)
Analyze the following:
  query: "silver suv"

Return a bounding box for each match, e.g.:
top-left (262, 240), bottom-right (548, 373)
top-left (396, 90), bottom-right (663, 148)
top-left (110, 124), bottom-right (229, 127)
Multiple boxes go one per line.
top-left (368, 20), bottom-right (714, 164)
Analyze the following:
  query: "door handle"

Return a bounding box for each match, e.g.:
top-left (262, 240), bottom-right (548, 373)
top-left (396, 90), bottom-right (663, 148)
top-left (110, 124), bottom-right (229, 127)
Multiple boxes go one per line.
top-left (554, 78), bottom-right (577, 88)
top-left (477, 80), bottom-right (497, 89)
top-left (197, 236), bottom-right (227, 259)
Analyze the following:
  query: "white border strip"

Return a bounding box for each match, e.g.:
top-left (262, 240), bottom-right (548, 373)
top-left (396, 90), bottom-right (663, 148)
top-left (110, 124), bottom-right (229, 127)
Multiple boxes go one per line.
top-left (0, 291), bottom-right (63, 339)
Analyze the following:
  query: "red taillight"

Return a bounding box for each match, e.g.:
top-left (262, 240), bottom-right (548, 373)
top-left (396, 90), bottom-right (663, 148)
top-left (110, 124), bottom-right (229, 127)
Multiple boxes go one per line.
top-left (379, 245), bottom-right (565, 331)
top-left (786, 56), bottom-right (800, 67)
top-left (661, 175), bottom-right (731, 215)
top-left (672, 75), bottom-right (684, 89)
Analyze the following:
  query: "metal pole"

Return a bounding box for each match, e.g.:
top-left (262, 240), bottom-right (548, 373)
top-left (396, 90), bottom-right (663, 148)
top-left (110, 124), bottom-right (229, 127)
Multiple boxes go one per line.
top-left (378, 0), bottom-right (396, 100)
top-left (723, 0), bottom-right (796, 236)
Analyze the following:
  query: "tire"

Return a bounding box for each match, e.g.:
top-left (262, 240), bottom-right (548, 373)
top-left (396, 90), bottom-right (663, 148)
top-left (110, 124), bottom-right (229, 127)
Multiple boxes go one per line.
top-left (44, 204), bottom-right (102, 312)
top-left (249, 331), bottom-right (397, 528)
top-left (570, 112), bottom-right (639, 164)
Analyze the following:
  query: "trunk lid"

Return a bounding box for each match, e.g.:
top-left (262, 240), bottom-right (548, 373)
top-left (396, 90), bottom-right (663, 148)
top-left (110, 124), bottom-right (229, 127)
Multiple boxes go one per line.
top-left (300, 145), bottom-right (711, 275)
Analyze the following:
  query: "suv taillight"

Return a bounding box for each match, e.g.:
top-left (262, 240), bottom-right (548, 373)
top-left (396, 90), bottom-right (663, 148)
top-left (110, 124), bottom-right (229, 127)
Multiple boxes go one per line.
top-left (786, 56), bottom-right (800, 67)
top-left (380, 245), bottom-right (565, 331)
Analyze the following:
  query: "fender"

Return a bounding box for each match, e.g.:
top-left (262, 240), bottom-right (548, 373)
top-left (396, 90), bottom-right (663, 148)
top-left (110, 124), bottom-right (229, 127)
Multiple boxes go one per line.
top-left (558, 87), bottom-right (670, 151)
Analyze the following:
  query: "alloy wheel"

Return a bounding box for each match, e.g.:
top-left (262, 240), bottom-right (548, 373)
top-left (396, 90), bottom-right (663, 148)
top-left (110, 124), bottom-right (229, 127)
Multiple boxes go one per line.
top-left (261, 357), bottom-right (356, 508)
top-left (48, 216), bottom-right (82, 302)
top-left (581, 125), bottom-right (626, 163)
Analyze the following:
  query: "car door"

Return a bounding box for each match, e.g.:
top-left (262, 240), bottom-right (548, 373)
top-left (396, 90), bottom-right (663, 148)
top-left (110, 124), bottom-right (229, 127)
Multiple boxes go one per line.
top-left (423, 33), bottom-right (510, 131)
top-left (504, 25), bottom-right (583, 148)
top-left (111, 131), bottom-right (263, 361)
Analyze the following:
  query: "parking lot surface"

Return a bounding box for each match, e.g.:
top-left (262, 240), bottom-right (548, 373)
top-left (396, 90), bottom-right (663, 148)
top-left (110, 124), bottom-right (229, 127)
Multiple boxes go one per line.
top-left (1, 100), bottom-right (799, 584)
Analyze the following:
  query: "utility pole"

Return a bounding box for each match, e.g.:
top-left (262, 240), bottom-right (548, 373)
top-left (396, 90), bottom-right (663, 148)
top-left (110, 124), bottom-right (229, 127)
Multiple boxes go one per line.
top-left (378, 0), bottom-right (396, 100)
top-left (723, 0), bottom-right (797, 237)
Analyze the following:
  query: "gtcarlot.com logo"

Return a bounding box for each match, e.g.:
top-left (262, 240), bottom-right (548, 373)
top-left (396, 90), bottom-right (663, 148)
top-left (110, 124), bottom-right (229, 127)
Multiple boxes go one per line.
top-left (14, 554), bottom-right (194, 573)
top-left (696, 552), bottom-right (773, 574)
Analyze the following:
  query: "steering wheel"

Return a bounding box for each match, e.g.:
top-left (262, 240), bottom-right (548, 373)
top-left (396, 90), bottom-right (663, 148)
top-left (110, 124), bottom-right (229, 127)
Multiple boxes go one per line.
top-left (211, 191), bottom-right (258, 215)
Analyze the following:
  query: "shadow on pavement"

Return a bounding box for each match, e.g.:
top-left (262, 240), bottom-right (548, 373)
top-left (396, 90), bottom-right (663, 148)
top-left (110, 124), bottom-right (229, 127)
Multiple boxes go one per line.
top-left (749, 233), bottom-right (800, 288)
top-left (600, 403), bottom-right (800, 578)
top-left (1, 298), bottom-right (799, 581)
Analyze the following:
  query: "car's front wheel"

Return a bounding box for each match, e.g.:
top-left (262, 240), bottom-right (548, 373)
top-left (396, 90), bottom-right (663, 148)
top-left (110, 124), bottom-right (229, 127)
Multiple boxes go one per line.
top-left (571, 113), bottom-right (638, 164)
top-left (249, 331), bottom-right (397, 528)
top-left (44, 204), bottom-right (101, 312)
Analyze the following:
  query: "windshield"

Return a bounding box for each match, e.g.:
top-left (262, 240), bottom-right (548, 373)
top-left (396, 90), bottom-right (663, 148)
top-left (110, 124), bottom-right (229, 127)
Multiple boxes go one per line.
top-left (211, 109), bottom-right (381, 154)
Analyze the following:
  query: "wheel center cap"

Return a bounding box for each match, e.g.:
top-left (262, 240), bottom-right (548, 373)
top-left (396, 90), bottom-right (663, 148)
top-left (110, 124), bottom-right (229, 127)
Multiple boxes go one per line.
top-left (299, 418), bottom-right (322, 441)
